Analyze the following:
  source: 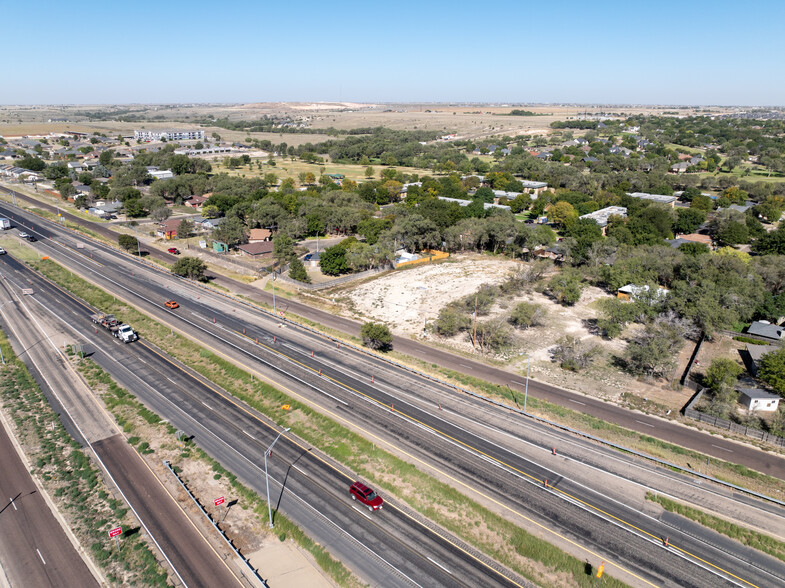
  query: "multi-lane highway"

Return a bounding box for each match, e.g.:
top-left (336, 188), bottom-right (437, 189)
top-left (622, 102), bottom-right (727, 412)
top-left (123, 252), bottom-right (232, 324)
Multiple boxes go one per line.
top-left (1, 185), bottom-right (783, 481)
top-left (0, 250), bottom-right (526, 588)
top-left (0, 416), bottom-right (100, 588)
top-left (2, 197), bottom-right (784, 586)
top-left (0, 260), bottom-right (250, 588)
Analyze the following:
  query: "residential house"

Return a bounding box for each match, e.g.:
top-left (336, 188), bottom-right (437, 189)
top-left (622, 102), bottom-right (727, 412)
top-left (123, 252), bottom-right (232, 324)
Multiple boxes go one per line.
top-left (200, 217), bottom-right (224, 231)
top-left (185, 194), bottom-right (210, 209)
top-left (728, 202), bottom-right (754, 214)
top-left (737, 387), bottom-right (780, 412)
top-left (156, 218), bottom-right (182, 239)
top-left (248, 228), bottom-right (272, 243)
top-left (609, 146), bottom-right (631, 157)
top-left (67, 161), bottom-right (85, 173)
top-left (670, 162), bottom-right (690, 173)
top-left (744, 344), bottom-right (775, 376)
top-left (237, 241), bottom-right (274, 257)
top-left (616, 284), bottom-right (669, 303)
top-left (747, 320), bottom-right (784, 342)
top-left (672, 233), bottom-right (713, 247)
top-left (522, 246), bottom-right (565, 263)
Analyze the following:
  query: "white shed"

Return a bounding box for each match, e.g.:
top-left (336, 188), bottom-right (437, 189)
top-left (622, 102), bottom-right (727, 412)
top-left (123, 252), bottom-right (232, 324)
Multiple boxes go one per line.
top-left (738, 387), bottom-right (780, 412)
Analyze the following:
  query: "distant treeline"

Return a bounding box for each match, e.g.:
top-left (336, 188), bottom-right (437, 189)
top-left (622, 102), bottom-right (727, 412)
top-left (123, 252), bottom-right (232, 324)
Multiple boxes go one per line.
top-left (504, 110), bottom-right (544, 116)
top-left (195, 117), bottom-right (385, 137)
top-left (550, 120), bottom-right (599, 129)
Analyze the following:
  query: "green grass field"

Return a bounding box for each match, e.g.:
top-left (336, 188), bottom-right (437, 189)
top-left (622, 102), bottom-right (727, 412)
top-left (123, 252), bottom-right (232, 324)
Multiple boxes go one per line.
top-left (213, 156), bottom-right (439, 184)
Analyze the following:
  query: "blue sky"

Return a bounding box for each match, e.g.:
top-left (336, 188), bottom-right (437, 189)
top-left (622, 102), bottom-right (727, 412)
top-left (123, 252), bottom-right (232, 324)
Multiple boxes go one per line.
top-left (3, 0), bottom-right (783, 105)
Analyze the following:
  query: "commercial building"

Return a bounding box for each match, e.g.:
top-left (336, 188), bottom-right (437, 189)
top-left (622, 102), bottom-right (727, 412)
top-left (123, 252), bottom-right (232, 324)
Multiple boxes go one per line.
top-left (626, 192), bottom-right (678, 207)
top-left (134, 130), bottom-right (205, 142)
top-left (579, 206), bottom-right (627, 230)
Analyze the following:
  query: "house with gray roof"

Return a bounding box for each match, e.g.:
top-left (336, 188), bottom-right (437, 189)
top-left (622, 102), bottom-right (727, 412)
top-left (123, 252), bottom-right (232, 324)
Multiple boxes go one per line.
top-left (746, 321), bottom-right (784, 342)
top-left (744, 344), bottom-right (775, 376)
top-left (737, 387), bottom-right (780, 412)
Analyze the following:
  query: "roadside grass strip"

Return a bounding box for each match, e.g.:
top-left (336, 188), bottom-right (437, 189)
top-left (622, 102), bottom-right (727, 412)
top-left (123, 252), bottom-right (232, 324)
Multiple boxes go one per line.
top-left (77, 359), bottom-right (360, 588)
top-left (647, 492), bottom-right (785, 564)
top-left (33, 256), bottom-right (633, 587)
top-left (431, 368), bottom-right (785, 497)
top-left (0, 332), bottom-right (168, 587)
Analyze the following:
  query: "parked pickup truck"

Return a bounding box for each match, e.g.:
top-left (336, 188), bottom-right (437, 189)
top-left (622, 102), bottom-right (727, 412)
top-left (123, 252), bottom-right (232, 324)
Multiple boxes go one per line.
top-left (90, 313), bottom-right (139, 343)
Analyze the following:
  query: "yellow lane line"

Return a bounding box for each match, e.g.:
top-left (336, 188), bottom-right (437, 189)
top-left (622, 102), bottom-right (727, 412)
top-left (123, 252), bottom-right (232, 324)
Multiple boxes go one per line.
top-left (236, 330), bottom-right (759, 588)
top-left (142, 334), bottom-right (655, 587)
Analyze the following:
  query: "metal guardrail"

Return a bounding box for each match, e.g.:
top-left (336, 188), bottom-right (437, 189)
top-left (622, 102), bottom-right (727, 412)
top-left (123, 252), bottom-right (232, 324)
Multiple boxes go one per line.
top-left (163, 460), bottom-right (267, 588)
top-left (5, 188), bottom-right (784, 507)
top-left (269, 312), bottom-right (785, 507)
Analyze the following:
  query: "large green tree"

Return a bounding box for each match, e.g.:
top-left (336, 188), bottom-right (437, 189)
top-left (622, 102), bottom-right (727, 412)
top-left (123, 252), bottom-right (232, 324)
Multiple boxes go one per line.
top-left (171, 257), bottom-right (207, 281)
top-left (319, 245), bottom-right (349, 276)
top-left (547, 268), bottom-right (585, 305)
top-left (758, 348), bottom-right (785, 395)
top-left (360, 322), bottom-right (393, 351)
top-left (118, 234), bottom-right (139, 253)
top-left (288, 257), bottom-right (311, 283)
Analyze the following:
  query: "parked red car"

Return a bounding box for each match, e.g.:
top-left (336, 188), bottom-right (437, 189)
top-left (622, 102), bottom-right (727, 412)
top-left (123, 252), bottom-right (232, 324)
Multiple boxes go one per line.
top-left (167, 247), bottom-right (180, 255)
top-left (349, 481), bottom-right (383, 511)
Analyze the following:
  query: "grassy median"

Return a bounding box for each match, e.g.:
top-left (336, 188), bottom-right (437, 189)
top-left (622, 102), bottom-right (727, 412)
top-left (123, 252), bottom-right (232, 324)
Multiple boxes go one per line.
top-left (0, 332), bottom-right (168, 587)
top-left (31, 257), bottom-right (631, 587)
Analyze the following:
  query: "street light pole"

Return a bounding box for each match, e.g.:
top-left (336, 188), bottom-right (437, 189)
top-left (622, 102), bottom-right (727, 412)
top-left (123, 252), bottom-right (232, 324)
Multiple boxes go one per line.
top-left (523, 354), bottom-right (531, 413)
top-left (272, 271), bottom-right (276, 316)
top-left (265, 427), bottom-right (290, 528)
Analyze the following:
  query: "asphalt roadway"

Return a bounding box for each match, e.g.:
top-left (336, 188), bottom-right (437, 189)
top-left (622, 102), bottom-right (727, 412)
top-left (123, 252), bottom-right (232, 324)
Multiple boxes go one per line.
top-left (0, 244), bottom-right (525, 588)
top-left (1, 187), bottom-right (783, 481)
top-left (2, 211), bottom-right (779, 586)
top-left (0, 418), bottom-right (99, 588)
top-left (0, 257), bottom-right (244, 588)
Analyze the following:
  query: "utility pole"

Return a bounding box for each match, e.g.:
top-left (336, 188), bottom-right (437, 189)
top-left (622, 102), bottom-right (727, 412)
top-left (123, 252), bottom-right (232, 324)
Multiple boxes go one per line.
top-left (472, 294), bottom-right (478, 349)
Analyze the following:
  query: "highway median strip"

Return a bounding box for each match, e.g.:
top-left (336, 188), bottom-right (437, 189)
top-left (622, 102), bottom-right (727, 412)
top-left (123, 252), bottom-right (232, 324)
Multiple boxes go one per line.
top-left (0, 332), bottom-right (169, 587)
top-left (647, 492), bottom-right (785, 564)
top-left (77, 358), bottom-right (360, 588)
top-left (32, 256), bottom-right (633, 587)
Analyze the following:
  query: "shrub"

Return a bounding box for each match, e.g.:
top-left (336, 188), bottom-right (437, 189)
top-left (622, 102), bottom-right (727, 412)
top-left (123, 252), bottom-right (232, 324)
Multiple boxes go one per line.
top-left (435, 306), bottom-right (471, 336)
top-left (508, 302), bottom-right (546, 329)
top-left (360, 322), bottom-right (393, 351)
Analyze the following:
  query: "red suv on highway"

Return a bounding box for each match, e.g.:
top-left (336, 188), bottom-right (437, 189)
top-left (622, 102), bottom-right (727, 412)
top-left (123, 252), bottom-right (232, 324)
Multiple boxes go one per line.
top-left (350, 481), bottom-right (383, 511)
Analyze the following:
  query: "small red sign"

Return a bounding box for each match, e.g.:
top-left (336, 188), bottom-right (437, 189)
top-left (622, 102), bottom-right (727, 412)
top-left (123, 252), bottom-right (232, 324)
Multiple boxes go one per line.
top-left (214, 496), bottom-right (225, 507)
top-left (108, 527), bottom-right (122, 538)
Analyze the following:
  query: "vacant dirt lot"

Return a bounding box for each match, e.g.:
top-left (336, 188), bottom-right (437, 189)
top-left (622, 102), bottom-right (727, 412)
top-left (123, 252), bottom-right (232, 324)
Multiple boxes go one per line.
top-left (340, 254), bottom-right (690, 409)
